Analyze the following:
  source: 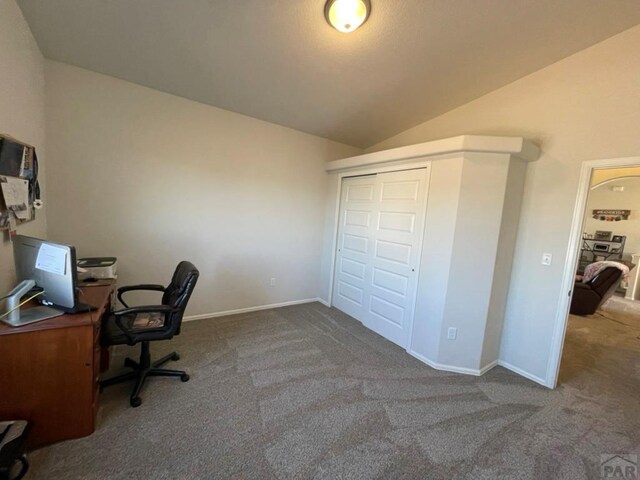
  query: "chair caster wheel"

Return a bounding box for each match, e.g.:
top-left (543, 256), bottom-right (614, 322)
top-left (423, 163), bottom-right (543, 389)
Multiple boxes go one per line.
top-left (180, 374), bottom-right (190, 382)
top-left (171, 353), bottom-right (180, 361)
top-left (130, 397), bottom-right (142, 408)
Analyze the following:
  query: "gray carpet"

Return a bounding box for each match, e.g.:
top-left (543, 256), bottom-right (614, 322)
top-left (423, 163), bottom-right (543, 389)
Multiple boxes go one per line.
top-left (27, 302), bottom-right (640, 479)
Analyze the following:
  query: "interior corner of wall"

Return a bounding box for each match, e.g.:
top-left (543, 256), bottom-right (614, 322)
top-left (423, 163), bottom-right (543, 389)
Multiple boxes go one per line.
top-left (407, 347), bottom-right (439, 370)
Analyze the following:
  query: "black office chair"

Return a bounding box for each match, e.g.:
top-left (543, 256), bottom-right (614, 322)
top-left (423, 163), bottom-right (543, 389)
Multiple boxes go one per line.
top-left (100, 261), bottom-right (199, 407)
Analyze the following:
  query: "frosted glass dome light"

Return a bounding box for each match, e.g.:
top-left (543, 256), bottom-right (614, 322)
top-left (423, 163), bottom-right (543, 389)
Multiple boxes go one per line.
top-left (325, 0), bottom-right (371, 33)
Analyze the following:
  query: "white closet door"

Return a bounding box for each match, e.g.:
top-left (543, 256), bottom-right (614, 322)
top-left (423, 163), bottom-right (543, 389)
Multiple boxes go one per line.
top-left (333, 175), bottom-right (378, 322)
top-left (333, 168), bottom-right (428, 348)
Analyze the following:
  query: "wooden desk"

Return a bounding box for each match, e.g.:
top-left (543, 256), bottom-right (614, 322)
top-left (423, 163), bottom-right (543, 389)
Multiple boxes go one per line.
top-left (0, 282), bottom-right (114, 449)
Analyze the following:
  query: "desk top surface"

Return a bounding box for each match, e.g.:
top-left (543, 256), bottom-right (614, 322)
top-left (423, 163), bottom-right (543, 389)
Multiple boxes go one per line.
top-left (0, 281), bottom-right (114, 336)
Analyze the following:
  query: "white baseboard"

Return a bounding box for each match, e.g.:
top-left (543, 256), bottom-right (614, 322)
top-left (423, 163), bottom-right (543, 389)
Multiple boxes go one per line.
top-left (497, 359), bottom-right (548, 387)
top-left (316, 297), bottom-right (330, 307)
top-left (183, 298), bottom-right (326, 322)
top-left (407, 349), bottom-right (547, 386)
top-left (406, 352), bottom-right (547, 386)
top-left (479, 359), bottom-right (499, 375)
top-left (407, 349), bottom-right (497, 376)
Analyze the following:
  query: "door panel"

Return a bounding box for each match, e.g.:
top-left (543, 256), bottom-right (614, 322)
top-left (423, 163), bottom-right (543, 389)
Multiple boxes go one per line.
top-left (380, 180), bottom-right (420, 201)
top-left (341, 257), bottom-right (367, 279)
top-left (378, 211), bottom-right (416, 233)
top-left (345, 210), bottom-right (371, 228)
top-left (333, 168), bottom-right (428, 348)
top-left (333, 175), bottom-right (378, 321)
top-left (370, 294), bottom-right (404, 326)
top-left (337, 280), bottom-right (364, 306)
top-left (372, 267), bottom-right (408, 296)
top-left (375, 239), bottom-right (412, 265)
top-left (346, 183), bottom-right (375, 201)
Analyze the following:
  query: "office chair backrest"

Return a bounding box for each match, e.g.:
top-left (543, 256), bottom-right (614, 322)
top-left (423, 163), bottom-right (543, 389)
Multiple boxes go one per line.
top-left (162, 261), bottom-right (199, 335)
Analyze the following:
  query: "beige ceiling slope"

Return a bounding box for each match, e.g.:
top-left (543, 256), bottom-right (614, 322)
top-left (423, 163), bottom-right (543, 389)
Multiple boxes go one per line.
top-left (17, 0), bottom-right (640, 148)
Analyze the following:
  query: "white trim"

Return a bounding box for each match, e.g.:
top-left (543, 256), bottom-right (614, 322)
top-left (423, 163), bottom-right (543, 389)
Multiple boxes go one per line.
top-left (326, 135), bottom-right (540, 172)
top-left (498, 360), bottom-right (547, 387)
top-left (183, 298), bottom-right (325, 322)
top-left (316, 297), bottom-right (330, 307)
top-left (408, 349), bottom-right (498, 376)
top-left (479, 360), bottom-right (499, 375)
top-left (546, 156), bottom-right (640, 388)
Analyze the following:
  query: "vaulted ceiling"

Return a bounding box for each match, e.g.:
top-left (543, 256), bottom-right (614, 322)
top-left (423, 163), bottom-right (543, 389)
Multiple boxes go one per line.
top-left (17, 0), bottom-right (640, 148)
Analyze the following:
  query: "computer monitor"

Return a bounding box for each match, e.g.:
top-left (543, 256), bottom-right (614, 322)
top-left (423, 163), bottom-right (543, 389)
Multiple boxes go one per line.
top-left (13, 235), bottom-right (79, 310)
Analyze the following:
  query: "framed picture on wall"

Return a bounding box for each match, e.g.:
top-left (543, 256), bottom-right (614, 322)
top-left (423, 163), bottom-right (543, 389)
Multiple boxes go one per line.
top-left (594, 230), bottom-right (612, 241)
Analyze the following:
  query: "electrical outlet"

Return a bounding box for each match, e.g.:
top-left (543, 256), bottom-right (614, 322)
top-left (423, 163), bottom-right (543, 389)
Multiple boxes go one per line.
top-left (447, 327), bottom-right (457, 340)
top-left (270, 277), bottom-right (276, 287)
top-left (542, 253), bottom-right (552, 266)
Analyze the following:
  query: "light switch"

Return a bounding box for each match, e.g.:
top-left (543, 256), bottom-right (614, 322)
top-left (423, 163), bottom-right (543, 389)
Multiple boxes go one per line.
top-left (542, 253), bottom-right (552, 266)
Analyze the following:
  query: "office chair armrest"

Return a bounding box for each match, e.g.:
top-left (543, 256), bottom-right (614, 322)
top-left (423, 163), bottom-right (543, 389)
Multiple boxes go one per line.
top-left (112, 304), bottom-right (177, 318)
top-left (117, 284), bottom-right (166, 294)
top-left (116, 284), bottom-right (166, 308)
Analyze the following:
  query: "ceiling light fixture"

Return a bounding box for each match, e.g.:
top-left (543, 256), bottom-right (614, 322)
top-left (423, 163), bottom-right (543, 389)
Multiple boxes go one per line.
top-left (324, 0), bottom-right (371, 33)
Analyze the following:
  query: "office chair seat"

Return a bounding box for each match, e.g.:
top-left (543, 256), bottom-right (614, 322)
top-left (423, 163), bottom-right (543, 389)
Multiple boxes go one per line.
top-left (100, 261), bottom-right (199, 407)
top-left (102, 313), bottom-right (171, 345)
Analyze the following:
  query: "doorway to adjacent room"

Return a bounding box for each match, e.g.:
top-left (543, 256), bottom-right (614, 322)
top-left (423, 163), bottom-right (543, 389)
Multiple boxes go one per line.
top-left (550, 159), bottom-right (640, 391)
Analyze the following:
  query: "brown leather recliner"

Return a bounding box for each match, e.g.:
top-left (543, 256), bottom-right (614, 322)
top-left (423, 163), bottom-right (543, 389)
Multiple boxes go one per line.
top-left (570, 267), bottom-right (622, 315)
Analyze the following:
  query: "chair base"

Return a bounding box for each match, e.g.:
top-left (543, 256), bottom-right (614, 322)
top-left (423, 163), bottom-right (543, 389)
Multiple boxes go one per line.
top-left (100, 341), bottom-right (189, 407)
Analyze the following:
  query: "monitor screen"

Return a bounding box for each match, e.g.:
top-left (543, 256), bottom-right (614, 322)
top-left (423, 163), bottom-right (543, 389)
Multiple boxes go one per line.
top-left (13, 235), bottom-right (78, 309)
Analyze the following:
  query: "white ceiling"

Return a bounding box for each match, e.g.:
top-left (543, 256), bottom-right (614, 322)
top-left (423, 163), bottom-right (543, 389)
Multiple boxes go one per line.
top-left (17, 0), bottom-right (640, 148)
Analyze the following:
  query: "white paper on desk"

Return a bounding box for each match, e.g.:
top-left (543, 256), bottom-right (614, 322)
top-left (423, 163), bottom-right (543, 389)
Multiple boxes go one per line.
top-left (36, 243), bottom-right (67, 275)
top-left (0, 175), bottom-right (30, 220)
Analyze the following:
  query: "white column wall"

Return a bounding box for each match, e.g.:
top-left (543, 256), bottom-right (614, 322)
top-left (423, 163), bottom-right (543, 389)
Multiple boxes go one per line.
top-left (434, 153), bottom-right (517, 371)
top-left (410, 157), bottom-right (464, 363)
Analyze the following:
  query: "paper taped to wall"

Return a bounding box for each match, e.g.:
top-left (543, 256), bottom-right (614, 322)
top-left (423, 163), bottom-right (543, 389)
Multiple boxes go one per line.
top-left (36, 243), bottom-right (67, 275)
top-left (0, 175), bottom-right (30, 220)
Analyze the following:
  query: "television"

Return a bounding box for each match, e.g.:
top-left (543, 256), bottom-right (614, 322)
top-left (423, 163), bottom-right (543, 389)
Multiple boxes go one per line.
top-left (13, 235), bottom-right (93, 312)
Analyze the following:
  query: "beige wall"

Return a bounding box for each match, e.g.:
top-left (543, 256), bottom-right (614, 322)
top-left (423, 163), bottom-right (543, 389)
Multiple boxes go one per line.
top-left (45, 61), bottom-right (360, 317)
top-left (0, 0), bottom-right (47, 294)
top-left (364, 25), bottom-right (640, 384)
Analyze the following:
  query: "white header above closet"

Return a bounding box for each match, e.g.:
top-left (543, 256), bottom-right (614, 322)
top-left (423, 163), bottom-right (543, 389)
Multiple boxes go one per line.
top-left (326, 135), bottom-right (540, 173)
